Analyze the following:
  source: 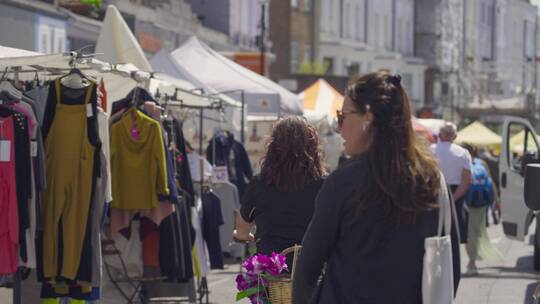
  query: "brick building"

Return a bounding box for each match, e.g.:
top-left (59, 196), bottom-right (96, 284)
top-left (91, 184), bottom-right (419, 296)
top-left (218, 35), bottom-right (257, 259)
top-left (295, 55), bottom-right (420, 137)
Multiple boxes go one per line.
top-left (269, 0), bottom-right (319, 90)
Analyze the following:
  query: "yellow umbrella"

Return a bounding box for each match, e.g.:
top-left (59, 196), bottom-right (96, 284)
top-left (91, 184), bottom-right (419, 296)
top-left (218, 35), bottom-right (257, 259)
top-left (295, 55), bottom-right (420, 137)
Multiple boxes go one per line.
top-left (455, 121), bottom-right (502, 147)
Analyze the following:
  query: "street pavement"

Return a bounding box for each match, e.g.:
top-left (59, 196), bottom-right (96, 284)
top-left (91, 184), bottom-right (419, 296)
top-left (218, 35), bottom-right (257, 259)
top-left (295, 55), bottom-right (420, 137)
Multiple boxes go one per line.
top-left (1, 221), bottom-right (538, 303)
top-left (208, 221), bottom-right (540, 304)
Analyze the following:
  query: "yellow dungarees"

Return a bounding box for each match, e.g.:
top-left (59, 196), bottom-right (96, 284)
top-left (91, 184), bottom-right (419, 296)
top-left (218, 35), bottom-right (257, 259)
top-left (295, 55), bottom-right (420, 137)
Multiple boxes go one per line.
top-left (42, 80), bottom-right (95, 280)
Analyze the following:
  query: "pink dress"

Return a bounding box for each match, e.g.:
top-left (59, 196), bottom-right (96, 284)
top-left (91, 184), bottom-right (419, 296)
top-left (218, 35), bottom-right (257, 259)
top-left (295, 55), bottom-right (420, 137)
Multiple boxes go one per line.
top-left (0, 115), bottom-right (19, 275)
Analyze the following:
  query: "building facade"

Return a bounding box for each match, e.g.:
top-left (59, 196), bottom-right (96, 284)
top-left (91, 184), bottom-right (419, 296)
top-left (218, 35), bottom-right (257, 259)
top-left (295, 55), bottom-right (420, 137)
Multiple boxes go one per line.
top-left (416, 0), bottom-right (540, 121)
top-left (0, 0), bottom-right (68, 53)
top-left (318, 0), bottom-right (426, 107)
top-left (269, 0), bottom-right (319, 89)
top-left (187, 0), bottom-right (265, 52)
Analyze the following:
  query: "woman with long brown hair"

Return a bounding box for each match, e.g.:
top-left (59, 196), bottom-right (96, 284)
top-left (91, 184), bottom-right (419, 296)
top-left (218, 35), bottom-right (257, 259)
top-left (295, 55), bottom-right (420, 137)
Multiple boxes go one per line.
top-left (292, 72), bottom-right (451, 303)
top-left (233, 116), bottom-right (326, 260)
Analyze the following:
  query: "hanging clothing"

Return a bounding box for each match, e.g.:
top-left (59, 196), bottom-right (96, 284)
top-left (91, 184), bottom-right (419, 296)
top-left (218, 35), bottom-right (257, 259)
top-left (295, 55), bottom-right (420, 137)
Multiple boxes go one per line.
top-left (163, 118), bottom-right (195, 207)
top-left (201, 191), bottom-right (224, 269)
top-left (41, 80), bottom-right (97, 281)
top-left (0, 107), bottom-right (31, 264)
top-left (191, 198), bottom-right (209, 278)
top-left (159, 197), bottom-right (194, 282)
top-left (187, 151), bottom-right (213, 182)
top-left (10, 100), bottom-right (41, 268)
top-left (206, 132), bottom-right (253, 197)
top-left (213, 181), bottom-right (243, 258)
top-left (0, 115), bottom-right (19, 275)
top-left (109, 204), bottom-right (175, 239)
top-left (25, 84), bottom-right (49, 125)
top-left (110, 107), bottom-right (169, 210)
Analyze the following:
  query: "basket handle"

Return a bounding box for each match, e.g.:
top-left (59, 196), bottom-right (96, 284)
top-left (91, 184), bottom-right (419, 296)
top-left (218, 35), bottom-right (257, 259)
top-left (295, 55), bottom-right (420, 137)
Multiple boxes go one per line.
top-left (280, 245), bottom-right (302, 281)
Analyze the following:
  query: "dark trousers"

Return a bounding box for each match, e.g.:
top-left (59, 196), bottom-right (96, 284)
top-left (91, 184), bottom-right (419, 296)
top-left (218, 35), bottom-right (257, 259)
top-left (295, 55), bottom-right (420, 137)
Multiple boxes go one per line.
top-left (450, 185), bottom-right (468, 244)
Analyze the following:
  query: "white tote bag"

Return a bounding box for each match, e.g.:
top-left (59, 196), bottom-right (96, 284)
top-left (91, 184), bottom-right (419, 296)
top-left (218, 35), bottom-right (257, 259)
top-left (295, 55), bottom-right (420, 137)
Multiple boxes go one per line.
top-left (422, 174), bottom-right (454, 304)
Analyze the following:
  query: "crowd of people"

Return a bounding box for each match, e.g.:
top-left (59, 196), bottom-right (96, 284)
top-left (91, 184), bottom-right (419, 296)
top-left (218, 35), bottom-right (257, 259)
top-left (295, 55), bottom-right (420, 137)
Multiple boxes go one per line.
top-left (233, 71), bottom-right (502, 303)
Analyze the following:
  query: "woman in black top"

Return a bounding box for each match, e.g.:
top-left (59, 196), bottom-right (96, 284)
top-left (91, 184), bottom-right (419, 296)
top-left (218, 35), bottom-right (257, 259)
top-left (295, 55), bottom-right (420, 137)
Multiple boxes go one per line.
top-left (233, 116), bottom-right (325, 261)
top-left (292, 72), bottom-right (449, 304)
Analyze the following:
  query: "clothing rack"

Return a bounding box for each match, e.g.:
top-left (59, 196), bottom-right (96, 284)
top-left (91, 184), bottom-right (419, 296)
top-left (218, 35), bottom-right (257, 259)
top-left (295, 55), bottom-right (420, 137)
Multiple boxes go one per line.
top-left (158, 90), bottom-right (237, 304)
top-left (160, 89), bottom-right (225, 156)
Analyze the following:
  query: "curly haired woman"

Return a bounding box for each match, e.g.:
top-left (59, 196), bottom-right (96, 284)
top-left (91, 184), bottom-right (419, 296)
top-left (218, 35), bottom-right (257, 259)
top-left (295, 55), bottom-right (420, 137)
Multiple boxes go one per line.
top-left (233, 116), bottom-right (326, 262)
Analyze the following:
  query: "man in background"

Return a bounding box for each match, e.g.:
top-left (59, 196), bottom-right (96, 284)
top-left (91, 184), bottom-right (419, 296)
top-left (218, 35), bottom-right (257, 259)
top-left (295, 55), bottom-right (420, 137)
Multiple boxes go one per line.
top-left (432, 122), bottom-right (473, 244)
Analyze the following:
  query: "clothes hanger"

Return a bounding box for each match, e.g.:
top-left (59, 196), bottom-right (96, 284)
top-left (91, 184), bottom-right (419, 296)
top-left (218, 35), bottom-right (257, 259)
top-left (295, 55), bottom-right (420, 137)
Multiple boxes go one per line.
top-left (0, 68), bottom-right (22, 103)
top-left (59, 62), bottom-right (91, 89)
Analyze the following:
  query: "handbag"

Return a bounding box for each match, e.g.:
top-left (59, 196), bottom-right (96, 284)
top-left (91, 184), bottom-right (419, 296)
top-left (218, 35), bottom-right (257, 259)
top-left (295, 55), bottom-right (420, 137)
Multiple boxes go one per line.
top-left (422, 173), bottom-right (454, 304)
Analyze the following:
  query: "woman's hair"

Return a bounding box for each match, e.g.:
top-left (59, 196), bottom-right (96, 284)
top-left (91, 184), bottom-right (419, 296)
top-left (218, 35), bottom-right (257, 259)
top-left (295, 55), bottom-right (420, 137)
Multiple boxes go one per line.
top-left (260, 116), bottom-right (326, 191)
top-left (347, 71), bottom-right (441, 221)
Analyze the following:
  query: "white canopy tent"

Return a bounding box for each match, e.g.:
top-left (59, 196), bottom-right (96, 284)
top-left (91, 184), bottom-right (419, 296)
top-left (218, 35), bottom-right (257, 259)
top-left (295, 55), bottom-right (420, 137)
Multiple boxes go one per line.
top-left (93, 5), bottom-right (242, 138)
top-left (94, 5), bottom-right (233, 112)
top-left (150, 36), bottom-right (303, 116)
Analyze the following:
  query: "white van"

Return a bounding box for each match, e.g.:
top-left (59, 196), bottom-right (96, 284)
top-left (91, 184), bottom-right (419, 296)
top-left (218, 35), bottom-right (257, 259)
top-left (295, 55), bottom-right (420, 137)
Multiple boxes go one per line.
top-left (499, 116), bottom-right (540, 269)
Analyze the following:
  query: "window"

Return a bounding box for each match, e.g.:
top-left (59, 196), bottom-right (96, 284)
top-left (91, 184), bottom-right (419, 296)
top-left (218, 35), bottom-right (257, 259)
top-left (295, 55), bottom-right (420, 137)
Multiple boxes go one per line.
top-left (290, 41), bottom-right (300, 73)
top-left (303, 0), bottom-right (311, 11)
top-left (402, 73), bottom-right (414, 98)
top-left (397, 18), bottom-right (403, 51)
top-left (323, 57), bottom-right (334, 75)
top-left (322, 0), bottom-right (330, 31)
top-left (347, 62), bottom-right (360, 76)
top-left (303, 44), bottom-right (311, 63)
top-left (481, 2), bottom-right (486, 25)
top-left (384, 15), bottom-right (390, 48)
top-left (356, 4), bottom-right (364, 41)
top-left (291, 0), bottom-right (299, 8)
top-left (508, 123), bottom-right (540, 174)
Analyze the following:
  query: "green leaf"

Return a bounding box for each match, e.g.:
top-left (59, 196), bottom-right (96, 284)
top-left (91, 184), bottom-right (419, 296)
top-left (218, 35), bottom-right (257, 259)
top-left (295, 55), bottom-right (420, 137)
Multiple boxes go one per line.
top-left (236, 286), bottom-right (264, 301)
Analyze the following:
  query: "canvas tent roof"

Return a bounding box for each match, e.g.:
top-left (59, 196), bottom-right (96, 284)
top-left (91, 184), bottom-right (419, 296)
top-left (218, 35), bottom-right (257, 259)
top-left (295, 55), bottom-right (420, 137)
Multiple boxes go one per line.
top-left (150, 36), bottom-right (303, 116)
top-left (299, 79), bottom-right (343, 123)
top-left (455, 121), bottom-right (502, 147)
top-left (94, 5), bottom-right (235, 111)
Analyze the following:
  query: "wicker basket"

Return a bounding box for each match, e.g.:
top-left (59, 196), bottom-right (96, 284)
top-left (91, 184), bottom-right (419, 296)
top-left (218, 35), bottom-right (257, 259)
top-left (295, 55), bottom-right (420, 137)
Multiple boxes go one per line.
top-left (267, 245), bottom-right (302, 304)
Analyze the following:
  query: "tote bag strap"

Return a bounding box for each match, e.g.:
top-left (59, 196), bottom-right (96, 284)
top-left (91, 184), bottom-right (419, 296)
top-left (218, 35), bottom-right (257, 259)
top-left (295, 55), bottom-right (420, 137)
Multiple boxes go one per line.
top-left (437, 172), bottom-right (452, 237)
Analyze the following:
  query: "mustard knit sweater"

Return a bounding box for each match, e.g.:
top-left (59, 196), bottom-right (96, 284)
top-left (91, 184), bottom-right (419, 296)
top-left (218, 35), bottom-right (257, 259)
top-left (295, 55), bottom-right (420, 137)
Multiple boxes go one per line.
top-left (110, 108), bottom-right (170, 209)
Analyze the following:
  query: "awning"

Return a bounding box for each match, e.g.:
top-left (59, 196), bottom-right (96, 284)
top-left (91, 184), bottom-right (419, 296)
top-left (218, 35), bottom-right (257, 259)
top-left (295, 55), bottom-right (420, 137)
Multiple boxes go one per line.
top-left (299, 79), bottom-right (343, 123)
top-left (455, 121), bottom-right (502, 147)
top-left (151, 36), bottom-right (303, 116)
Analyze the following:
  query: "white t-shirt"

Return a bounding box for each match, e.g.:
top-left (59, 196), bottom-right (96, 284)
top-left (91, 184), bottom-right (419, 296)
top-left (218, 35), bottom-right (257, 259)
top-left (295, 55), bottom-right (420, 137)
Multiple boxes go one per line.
top-left (431, 141), bottom-right (473, 186)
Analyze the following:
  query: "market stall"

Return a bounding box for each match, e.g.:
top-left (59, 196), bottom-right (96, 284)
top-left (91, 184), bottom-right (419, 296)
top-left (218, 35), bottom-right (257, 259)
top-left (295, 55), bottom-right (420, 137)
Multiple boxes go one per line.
top-left (455, 121), bottom-right (502, 147)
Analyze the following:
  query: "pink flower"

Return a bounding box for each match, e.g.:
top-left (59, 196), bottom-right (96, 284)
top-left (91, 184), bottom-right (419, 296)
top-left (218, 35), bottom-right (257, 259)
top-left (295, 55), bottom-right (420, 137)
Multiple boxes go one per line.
top-left (236, 253), bottom-right (290, 303)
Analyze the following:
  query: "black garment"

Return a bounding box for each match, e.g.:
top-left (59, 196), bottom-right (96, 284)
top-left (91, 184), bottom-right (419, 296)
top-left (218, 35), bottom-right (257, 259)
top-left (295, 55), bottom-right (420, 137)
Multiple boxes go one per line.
top-left (206, 132), bottom-right (253, 197)
top-left (0, 107), bottom-right (31, 262)
top-left (159, 197), bottom-right (194, 282)
top-left (158, 142), bottom-right (179, 204)
top-left (163, 118), bottom-right (195, 208)
top-left (292, 157), bottom-right (457, 304)
top-left (111, 87), bottom-right (157, 115)
top-left (451, 185), bottom-right (469, 244)
top-left (240, 176), bottom-right (324, 258)
top-left (201, 191), bottom-right (224, 269)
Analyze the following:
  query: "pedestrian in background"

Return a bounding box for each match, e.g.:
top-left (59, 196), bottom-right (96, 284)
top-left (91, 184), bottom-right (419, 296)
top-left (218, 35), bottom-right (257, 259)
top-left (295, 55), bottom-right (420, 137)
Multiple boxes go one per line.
top-left (432, 122), bottom-right (473, 244)
top-left (233, 116), bottom-right (325, 266)
top-left (461, 143), bottom-right (503, 275)
top-left (292, 72), bottom-right (458, 303)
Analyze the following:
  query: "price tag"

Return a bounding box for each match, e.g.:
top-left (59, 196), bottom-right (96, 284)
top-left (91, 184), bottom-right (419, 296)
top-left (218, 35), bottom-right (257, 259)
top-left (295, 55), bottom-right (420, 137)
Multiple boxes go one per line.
top-left (212, 166), bottom-right (229, 183)
top-left (0, 140), bottom-right (11, 162)
top-left (31, 141), bottom-right (38, 157)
